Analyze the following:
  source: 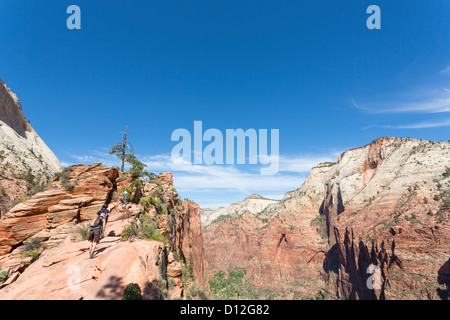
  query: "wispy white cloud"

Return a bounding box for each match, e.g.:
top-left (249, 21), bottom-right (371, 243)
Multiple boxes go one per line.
top-left (353, 85), bottom-right (450, 130)
top-left (64, 150), bottom-right (117, 167)
top-left (440, 66), bottom-right (450, 74)
top-left (278, 154), bottom-right (338, 172)
top-left (383, 118), bottom-right (450, 129)
top-left (352, 91), bottom-right (450, 114)
top-left (141, 154), bottom-right (318, 192)
top-left (60, 151), bottom-right (338, 209)
top-left (60, 161), bottom-right (72, 168)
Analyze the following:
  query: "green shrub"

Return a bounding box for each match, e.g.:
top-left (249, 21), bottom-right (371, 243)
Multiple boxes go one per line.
top-left (55, 167), bottom-right (75, 190)
top-left (76, 225), bottom-right (90, 241)
top-left (20, 237), bottom-right (46, 261)
top-left (11, 195), bottom-right (31, 207)
top-left (140, 192), bottom-right (168, 215)
top-left (172, 251), bottom-right (181, 262)
top-left (62, 181), bottom-right (76, 190)
top-left (181, 262), bottom-right (195, 286)
top-left (310, 215), bottom-right (328, 239)
top-left (120, 223), bottom-right (139, 241)
top-left (168, 277), bottom-right (176, 290)
top-left (139, 197), bottom-right (151, 208)
top-left (189, 283), bottom-right (207, 300)
top-left (0, 271), bottom-right (7, 283)
top-left (0, 264), bottom-right (8, 283)
top-left (443, 167), bottom-right (450, 178)
top-left (121, 214), bottom-right (167, 244)
top-left (20, 249), bottom-right (40, 260)
top-left (302, 292), bottom-right (324, 300)
top-left (149, 233), bottom-right (168, 244)
top-left (121, 283), bottom-right (142, 300)
top-left (139, 215), bottom-right (158, 238)
top-left (187, 253), bottom-right (195, 278)
top-left (139, 214), bottom-right (167, 244)
top-left (22, 237), bottom-right (46, 251)
top-left (405, 215), bottom-right (424, 226)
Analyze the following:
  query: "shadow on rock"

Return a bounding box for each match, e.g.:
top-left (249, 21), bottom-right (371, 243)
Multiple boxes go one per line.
top-left (143, 279), bottom-right (163, 300)
top-left (96, 275), bottom-right (124, 299)
top-left (437, 258), bottom-right (450, 300)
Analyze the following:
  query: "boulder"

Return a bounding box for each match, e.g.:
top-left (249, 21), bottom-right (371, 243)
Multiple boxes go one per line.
top-left (0, 164), bottom-right (119, 255)
top-left (0, 238), bottom-right (167, 300)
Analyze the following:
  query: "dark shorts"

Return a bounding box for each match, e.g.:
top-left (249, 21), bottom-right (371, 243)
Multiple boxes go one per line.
top-left (88, 228), bottom-right (101, 243)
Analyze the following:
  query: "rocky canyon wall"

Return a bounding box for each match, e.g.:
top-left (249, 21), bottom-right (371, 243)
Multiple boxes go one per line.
top-left (203, 137), bottom-right (450, 300)
top-left (0, 166), bottom-right (206, 300)
top-left (0, 78), bottom-right (62, 214)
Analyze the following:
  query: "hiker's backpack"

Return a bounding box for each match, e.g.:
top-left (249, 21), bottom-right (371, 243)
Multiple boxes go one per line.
top-left (89, 216), bottom-right (103, 231)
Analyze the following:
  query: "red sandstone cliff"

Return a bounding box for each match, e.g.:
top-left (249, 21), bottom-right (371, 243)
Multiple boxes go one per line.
top-left (203, 137), bottom-right (450, 300)
top-left (0, 165), bottom-right (206, 300)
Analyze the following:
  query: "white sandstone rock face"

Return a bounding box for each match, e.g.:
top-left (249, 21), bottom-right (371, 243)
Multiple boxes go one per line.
top-left (281, 137), bottom-right (449, 216)
top-left (203, 137), bottom-right (449, 231)
top-left (321, 138), bottom-right (448, 203)
top-left (0, 78), bottom-right (62, 201)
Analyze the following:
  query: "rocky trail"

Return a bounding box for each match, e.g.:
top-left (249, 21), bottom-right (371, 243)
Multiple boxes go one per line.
top-left (0, 164), bottom-right (205, 300)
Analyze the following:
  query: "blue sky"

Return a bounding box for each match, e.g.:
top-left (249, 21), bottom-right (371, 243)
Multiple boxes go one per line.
top-left (1, 1), bottom-right (449, 208)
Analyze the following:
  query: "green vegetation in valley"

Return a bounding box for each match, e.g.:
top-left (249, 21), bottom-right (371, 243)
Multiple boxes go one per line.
top-left (301, 292), bottom-right (324, 300)
top-left (186, 283), bottom-right (207, 300)
top-left (209, 267), bottom-right (283, 300)
top-left (209, 267), bottom-right (247, 299)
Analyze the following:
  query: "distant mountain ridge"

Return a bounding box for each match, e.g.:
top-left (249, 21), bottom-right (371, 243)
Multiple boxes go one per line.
top-left (201, 194), bottom-right (279, 227)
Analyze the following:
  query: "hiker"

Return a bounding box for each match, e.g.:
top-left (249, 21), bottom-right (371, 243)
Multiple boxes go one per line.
top-left (119, 191), bottom-right (129, 209)
top-left (98, 208), bottom-right (110, 237)
top-left (88, 211), bottom-right (108, 259)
